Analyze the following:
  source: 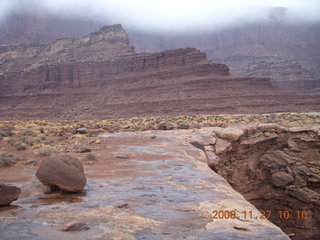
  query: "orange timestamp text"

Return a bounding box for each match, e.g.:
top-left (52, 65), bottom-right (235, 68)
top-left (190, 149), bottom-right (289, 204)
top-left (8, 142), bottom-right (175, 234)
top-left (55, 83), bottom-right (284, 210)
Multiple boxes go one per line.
top-left (211, 210), bottom-right (308, 220)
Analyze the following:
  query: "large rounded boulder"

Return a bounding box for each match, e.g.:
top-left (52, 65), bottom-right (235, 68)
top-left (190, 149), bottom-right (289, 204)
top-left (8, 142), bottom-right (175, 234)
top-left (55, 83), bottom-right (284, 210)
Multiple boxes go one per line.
top-left (0, 184), bottom-right (21, 206)
top-left (36, 155), bottom-right (86, 192)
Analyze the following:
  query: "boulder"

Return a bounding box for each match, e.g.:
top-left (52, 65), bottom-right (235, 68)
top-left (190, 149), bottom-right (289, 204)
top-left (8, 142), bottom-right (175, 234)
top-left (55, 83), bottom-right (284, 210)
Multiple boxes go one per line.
top-left (0, 184), bottom-right (21, 206)
top-left (260, 153), bottom-right (288, 170)
top-left (36, 155), bottom-right (86, 192)
top-left (212, 127), bottom-right (244, 142)
top-left (271, 171), bottom-right (294, 188)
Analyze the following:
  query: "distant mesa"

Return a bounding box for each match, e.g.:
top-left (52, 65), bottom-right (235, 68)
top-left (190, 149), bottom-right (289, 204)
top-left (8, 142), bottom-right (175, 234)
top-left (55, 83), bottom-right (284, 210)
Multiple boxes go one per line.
top-left (0, 24), bottom-right (319, 119)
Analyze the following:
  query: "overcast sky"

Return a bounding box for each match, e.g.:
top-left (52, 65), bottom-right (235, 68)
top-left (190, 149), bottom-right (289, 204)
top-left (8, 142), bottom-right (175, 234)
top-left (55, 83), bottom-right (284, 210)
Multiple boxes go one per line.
top-left (1, 0), bottom-right (320, 32)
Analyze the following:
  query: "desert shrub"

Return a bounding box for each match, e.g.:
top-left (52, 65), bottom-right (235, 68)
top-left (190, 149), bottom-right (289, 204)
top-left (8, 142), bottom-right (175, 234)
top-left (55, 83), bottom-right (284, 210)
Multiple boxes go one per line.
top-left (0, 152), bottom-right (21, 167)
top-left (1, 125), bottom-right (15, 131)
top-left (44, 139), bottom-right (54, 145)
top-left (38, 149), bottom-right (51, 157)
top-left (20, 129), bottom-right (36, 137)
top-left (7, 137), bottom-right (18, 146)
top-left (14, 142), bottom-right (27, 151)
top-left (85, 153), bottom-right (97, 161)
top-left (0, 131), bottom-right (12, 137)
top-left (18, 136), bottom-right (40, 146)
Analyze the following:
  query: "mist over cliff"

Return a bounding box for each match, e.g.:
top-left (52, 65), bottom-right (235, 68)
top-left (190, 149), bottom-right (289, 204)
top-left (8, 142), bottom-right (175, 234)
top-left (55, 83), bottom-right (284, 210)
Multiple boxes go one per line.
top-left (1, 0), bottom-right (320, 33)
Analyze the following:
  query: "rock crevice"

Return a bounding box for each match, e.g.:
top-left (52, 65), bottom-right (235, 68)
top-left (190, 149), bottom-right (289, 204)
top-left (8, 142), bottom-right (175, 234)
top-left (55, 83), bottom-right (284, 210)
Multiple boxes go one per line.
top-left (198, 124), bottom-right (320, 240)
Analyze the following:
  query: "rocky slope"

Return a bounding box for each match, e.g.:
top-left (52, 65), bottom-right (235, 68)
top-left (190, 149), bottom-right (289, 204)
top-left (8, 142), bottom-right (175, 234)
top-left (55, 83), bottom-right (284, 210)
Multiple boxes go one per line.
top-left (0, 25), bottom-right (320, 119)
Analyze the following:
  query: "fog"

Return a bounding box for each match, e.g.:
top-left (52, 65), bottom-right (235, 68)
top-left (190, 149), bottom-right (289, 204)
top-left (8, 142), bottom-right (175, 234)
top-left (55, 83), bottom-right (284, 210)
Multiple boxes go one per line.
top-left (1, 0), bottom-right (320, 32)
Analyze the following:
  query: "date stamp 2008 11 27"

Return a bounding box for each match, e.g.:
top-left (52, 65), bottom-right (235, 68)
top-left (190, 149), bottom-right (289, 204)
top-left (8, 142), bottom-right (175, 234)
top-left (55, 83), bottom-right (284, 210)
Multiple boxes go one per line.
top-left (211, 210), bottom-right (308, 221)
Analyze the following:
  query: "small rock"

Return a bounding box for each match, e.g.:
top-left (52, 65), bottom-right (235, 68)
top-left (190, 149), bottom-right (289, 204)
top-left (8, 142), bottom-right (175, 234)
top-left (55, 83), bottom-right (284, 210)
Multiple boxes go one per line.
top-left (150, 135), bottom-right (156, 139)
top-left (41, 185), bottom-right (52, 194)
top-left (61, 221), bottom-right (89, 231)
top-left (271, 171), bottom-right (294, 188)
top-left (0, 184), bottom-right (21, 206)
top-left (115, 154), bottom-right (129, 159)
top-left (73, 128), bottom-right (87, 134)
top-left (157, 122), bottom-right (174, 131)
top-left (116, 203), bottom-right (128, 208)
top-left (25, 160), bottom-right (37, 166)
top-left (74, 145), bottom-right (91, 153)
top-left (178, 124), bottom-right (190, 129)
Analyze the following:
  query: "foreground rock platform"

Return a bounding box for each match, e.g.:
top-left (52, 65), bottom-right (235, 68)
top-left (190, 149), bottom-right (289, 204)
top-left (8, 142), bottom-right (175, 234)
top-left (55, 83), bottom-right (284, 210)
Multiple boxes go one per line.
top-left (0, 129), bottom-right (288, 239)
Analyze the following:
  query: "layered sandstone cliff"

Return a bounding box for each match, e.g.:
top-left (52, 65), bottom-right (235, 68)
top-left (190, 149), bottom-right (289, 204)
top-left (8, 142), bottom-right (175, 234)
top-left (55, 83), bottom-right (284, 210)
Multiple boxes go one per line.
top-left (0, 25), bottom-right (319, 119)
top-left (1, 11), bottom-right (319, 94)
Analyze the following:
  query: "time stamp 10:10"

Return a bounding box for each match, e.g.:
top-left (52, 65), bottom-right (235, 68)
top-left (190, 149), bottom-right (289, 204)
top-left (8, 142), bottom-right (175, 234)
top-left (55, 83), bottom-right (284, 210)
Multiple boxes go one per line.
top-left (211, 210), bottom-right (309, 220)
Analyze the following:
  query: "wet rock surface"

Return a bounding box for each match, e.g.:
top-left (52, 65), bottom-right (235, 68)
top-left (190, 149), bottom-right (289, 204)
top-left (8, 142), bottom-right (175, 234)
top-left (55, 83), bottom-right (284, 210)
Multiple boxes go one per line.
top-left (0, 129), bottom-right (288, 240)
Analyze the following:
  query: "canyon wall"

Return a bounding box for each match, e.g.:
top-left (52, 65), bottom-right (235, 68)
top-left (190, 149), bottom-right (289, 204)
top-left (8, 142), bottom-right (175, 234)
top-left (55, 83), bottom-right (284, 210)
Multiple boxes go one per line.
top-left (194, 124), bottom-right (320, 240)
top-left (0, 24), bottom-right (319, 119)
top-left (1, 11), bottom-right (319, 94)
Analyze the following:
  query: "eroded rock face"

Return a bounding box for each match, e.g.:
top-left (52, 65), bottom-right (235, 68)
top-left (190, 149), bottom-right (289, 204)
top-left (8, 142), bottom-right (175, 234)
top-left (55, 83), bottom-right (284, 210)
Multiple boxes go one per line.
top-left (201, 124), bottom-right (320, 240)
top-left (0, 184), bottom-right (21, 206)
top-left (1, 25), bottom-right (319, 120)
top-left (36, 155), bottom-right (86, 192)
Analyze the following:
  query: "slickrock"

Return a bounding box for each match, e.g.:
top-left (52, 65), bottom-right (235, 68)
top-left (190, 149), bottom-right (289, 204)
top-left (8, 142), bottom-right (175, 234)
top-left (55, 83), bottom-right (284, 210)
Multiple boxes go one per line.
top-left (0, 129), bottom-right (288, 240)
